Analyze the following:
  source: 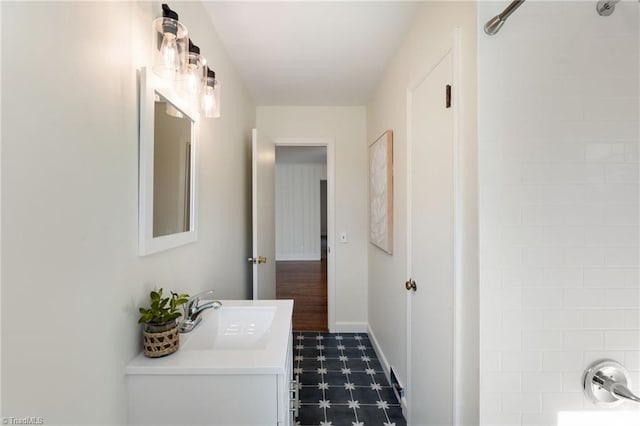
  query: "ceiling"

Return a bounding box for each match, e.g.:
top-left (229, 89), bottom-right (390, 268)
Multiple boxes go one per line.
top-left (202, 2), bottom-right (422, 106)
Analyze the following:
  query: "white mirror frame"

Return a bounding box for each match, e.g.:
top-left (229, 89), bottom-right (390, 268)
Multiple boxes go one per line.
top-left (138, 67), bottom-right (199, 256)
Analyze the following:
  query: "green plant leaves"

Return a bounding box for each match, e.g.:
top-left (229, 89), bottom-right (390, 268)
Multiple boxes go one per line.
top-left (138, 288), bottom-right (190, 325)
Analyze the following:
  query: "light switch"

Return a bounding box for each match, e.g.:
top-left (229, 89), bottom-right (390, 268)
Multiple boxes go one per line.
top-left (339, 232), bottom-right (348, 243)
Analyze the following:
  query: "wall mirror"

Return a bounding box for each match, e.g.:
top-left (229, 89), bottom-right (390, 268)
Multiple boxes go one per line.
top-left (138, 67), bottom-right (198, 256)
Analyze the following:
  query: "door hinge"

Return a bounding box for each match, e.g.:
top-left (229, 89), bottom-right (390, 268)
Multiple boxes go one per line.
top-left (446, 84), bottom-right (452, 109)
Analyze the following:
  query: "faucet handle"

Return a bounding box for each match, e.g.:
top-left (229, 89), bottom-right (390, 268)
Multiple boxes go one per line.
top-left (185, 290), bottom-right (216, 315)
top-left (189, 289), bottom-right (215, 305)
top-left (191, 289), bottom-right (215, 299)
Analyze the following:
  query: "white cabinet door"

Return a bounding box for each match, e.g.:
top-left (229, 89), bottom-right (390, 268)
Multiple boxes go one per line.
top-left (127, 374), bottom-right (278, 425)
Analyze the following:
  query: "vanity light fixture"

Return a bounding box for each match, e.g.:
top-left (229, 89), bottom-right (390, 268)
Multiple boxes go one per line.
top-left (152, 3), bottom-right (188, 80)
top-left (202, 67), bottom-right (221, 118)
top-left (150, 4), bottom-right (221, 118)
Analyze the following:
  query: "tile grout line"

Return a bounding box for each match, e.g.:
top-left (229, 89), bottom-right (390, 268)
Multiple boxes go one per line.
top-left (358, 334), bottom-right (393, 425)
top-left (340, 333), bottom-right (362, 425)
top-left (318, 333), bottom-right (328, 424)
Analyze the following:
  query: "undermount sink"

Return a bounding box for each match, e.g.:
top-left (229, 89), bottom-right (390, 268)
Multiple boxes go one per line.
top-left (181, 305), bottom-right (277, 350)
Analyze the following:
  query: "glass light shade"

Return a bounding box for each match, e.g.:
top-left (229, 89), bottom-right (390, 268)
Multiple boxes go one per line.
top-left (211, 83), bottom-right (221, 118)
top-left (152, 16), bottom-right (188, 80)
top-left (202, 72), bottom-right (221, 118)
top-left (182, 51), bottom-right (204, 99)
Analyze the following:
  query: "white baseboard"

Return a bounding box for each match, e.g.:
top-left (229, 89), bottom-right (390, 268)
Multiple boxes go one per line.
top-left (367, 324), bottom-right (391, 377)
top-left (330, 322), bottom-right (368, 333)
top-left (368, 324), bottom-right (408, 416)
top-left (275, 254), bottom-right (321, 261)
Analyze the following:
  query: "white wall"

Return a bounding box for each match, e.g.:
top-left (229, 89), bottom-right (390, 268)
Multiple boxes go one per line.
top-left (366, 1), bottom-right (478, 423)
top-left (478, 1), bottom-right (639, 425)
top-left (276, 161), bottom-right (326, 261)
top-left (257, 106), bottom-right (368, 328)
top-left (1, 2), bottom-right (255, 424)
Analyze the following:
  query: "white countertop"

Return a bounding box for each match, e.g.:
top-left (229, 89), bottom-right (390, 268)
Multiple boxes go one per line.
top-left (125, 299), bottom-right (293, 376)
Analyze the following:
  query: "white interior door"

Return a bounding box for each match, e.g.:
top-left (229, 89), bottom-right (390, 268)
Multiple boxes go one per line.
top-left (251, 128), bottom-right (276, 300)
top-left (407, 48), bottom-right (455, 425)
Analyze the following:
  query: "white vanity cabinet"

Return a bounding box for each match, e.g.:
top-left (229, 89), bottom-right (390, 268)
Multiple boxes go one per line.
top-left (126, 300), bottom-right (296, 426)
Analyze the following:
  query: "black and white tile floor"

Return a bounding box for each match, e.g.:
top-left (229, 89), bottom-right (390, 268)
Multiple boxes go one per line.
top-left (293, 332), bottom-right (406, 426)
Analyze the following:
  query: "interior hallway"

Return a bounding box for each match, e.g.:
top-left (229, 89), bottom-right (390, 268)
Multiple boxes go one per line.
top-left (277, 238), bottom-right (328, 331)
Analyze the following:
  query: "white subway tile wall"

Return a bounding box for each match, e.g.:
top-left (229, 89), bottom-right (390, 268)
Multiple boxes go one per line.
top-left (479, 1), bottom-right (639, 425)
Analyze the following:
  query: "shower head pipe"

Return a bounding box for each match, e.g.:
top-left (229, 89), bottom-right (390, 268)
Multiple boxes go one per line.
top-left (484, 0), bottom-right (526, 36)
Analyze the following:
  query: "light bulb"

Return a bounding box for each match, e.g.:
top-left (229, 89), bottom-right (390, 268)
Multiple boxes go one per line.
top-left (151, 5), bottom-right (187, 80)
top-left (186, 66), bottom-right (200, 95)
top-left (202, 85), bottom-right (216, 117)
top-left (201, 67), bottom-right (220, 118)
top-left (184, 42), bottom-right (202, 97)
top-left (160, 34), bottom-right (181, 80)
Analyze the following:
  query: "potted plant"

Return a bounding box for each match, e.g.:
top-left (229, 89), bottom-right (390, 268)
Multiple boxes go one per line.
top-left (138, 288), bottom-right (189, 358)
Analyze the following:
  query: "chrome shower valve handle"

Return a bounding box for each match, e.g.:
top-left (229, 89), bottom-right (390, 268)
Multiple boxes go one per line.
top-left (583, 359), bottom-right (640, 407)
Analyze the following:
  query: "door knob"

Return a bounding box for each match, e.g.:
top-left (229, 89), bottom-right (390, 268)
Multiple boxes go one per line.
top-left (248, 256), bottom-right (268, 264)
top-left (405, 279), bottom-right (417, 292)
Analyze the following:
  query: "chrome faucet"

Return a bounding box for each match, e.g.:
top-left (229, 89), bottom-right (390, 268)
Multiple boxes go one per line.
top-left (179, 290), bottom-right (222, 333)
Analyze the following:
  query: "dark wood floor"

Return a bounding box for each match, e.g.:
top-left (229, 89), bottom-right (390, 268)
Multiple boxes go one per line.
top-left (276, 251), bottom-right (328, 332)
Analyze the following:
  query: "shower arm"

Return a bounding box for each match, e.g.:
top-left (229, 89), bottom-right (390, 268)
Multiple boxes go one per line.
top-left (484, 0), bottom-right (526, 36)
top-left (500, 0), bottom-right (526, 20)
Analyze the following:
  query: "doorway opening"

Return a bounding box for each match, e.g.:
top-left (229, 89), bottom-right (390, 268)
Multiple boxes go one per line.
top-left (275, 145), bottom-right (329, 331)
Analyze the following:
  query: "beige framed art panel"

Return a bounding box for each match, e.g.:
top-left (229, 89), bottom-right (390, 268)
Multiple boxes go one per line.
top-left (369, 130), bottom-right (393, 254)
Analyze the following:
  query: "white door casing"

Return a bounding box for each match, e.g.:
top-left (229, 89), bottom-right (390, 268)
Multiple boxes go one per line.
top-left (406, 29), bottom-right (462, 426)
top-left (252, 128), bottom-right (277, 300)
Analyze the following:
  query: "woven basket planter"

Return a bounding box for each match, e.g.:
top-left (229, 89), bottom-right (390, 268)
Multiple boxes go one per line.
top-left (142, 321), bottom-right (179, 358)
